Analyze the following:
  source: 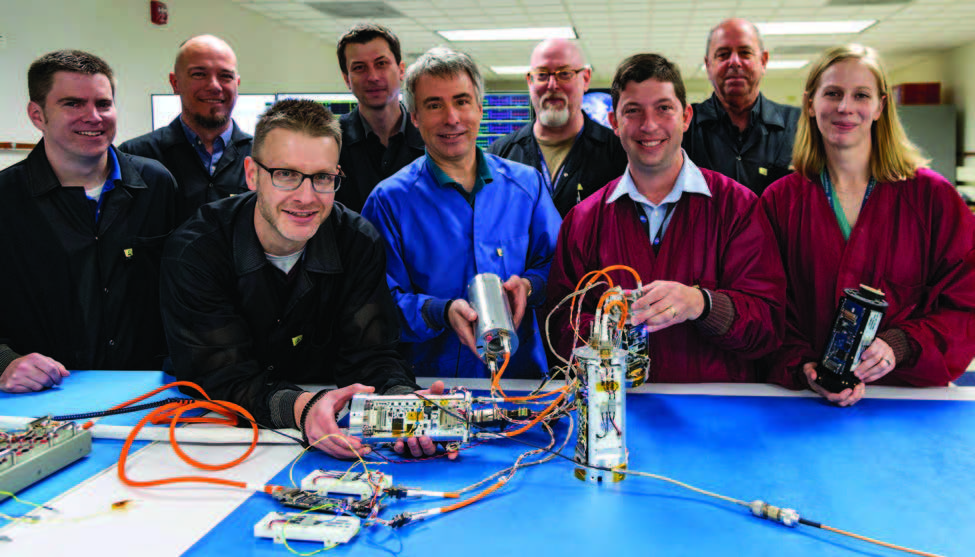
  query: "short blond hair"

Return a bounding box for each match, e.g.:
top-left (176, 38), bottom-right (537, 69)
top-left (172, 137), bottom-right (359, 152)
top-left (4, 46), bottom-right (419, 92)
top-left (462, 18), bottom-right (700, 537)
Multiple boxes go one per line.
top-left (792, 44), bottom-right (928, 182)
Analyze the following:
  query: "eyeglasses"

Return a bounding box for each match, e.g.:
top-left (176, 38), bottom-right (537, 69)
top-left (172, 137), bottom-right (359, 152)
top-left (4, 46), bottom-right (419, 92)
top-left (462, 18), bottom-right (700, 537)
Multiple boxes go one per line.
top-left (253, 159), bottom-right (344, 194)
top-left (527, 68), bottom-right (587, 84)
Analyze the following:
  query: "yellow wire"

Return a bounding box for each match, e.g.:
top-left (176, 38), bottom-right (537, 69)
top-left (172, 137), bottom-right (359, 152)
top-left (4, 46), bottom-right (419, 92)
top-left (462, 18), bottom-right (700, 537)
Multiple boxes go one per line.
top-left (287, 433), bottom-right (371, 488)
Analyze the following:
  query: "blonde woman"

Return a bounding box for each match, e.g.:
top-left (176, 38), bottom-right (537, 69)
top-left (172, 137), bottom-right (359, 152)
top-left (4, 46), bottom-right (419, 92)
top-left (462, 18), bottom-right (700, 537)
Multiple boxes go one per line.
top-left (761, 44), bottom-right (975, 406)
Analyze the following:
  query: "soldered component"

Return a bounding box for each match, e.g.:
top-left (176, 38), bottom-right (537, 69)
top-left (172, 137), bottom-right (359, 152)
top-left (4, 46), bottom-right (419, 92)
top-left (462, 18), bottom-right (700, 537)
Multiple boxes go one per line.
top-left (269, 487), bottom-right (378, 518)
top-left (347, 392), bottom-right (472, 444)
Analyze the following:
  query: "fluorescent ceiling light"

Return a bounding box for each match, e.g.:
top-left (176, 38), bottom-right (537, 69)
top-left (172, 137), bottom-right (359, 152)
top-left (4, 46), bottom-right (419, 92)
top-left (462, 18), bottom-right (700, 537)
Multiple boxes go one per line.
top-left (757, 21), bottom-right (875, 35)
top-left (438, 27), bottom-right (576, 42)
top-left (767, 60), bottom-right (810, 70)
top-left (490, 66), bottom-right (532, 75)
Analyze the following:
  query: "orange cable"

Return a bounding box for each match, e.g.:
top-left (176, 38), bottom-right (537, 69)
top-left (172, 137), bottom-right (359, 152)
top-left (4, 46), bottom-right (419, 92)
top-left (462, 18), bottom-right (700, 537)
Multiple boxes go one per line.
top-left (818, 524), bottom-right (943, 557)
top-left (115, 381), bottom-right (262, 490)
top-left (439, 478), bottom-right (508, 513)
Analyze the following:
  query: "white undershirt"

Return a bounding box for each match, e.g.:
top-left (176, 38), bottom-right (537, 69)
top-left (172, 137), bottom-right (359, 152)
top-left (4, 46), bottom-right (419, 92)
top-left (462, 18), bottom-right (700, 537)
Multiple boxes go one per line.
top-left (85, 184), bottom-right (104, 202)
top-left (265, 248), bottom-right (304, 274)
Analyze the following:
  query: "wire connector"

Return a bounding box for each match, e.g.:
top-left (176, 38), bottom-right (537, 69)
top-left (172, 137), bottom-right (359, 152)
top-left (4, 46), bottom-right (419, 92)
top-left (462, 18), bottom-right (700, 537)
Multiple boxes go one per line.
top-left (384, 486), bottom-right (410, 498)
top-left (389, 513), bottom-right (413, 528)
top-left (750, 500), bottom-right (800, 527)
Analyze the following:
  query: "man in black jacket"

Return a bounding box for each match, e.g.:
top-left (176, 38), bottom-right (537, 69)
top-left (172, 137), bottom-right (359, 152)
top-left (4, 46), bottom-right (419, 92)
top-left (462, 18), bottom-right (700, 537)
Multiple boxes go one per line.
top-left (120, 35), bottom-right (251, 221)
top-left (487, 38), bottom-right (626, 217)
top-left (0, 50), bottom-right (178, 393)
top-left (334, 23), bottom-right (424, 213)
top-left (161, 100), bottom-right (437, 460)
top-left (682, 19), bottom-right (800, 195)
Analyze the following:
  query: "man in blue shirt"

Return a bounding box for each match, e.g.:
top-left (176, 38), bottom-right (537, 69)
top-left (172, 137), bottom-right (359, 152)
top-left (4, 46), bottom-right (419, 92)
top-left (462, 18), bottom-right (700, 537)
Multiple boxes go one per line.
top-left (362, 47), bottom-right (562, 379)
top-left (120, 35), bottom-right (252, 221)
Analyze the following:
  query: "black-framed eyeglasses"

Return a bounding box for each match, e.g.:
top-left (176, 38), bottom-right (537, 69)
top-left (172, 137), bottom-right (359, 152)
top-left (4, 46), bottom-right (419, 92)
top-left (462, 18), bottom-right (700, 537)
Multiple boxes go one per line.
top-left (253, 159), bottom-right (344, 194)
top-left (527, 68), bottom-right (587, 84)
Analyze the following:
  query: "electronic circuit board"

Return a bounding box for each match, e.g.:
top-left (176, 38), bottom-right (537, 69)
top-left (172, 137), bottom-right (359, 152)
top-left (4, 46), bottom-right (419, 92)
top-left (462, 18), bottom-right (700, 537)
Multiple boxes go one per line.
top-left (347, 392), bottom-right (472, 443)
top-left (270, 487), bottom-right (379, 518)
top-left (0, 417), bottom-right (92, 501)
top-left (300, 470), bottom-right (391, 500)
top-left (254, 511), bottom-right (360, 546)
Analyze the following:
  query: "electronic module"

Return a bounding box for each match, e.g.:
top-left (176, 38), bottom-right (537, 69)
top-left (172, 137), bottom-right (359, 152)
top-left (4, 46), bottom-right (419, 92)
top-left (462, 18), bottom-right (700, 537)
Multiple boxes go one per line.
top-left (269, 487), bottom-right (379, 518)
top-left (254, 511), bottom-right (360, 546)
top-left (573, 344), bottom-right (627, 483)
top-left (819, 285), bottom-right (888, 393)
top-left (347, 392), bottom-right (472, 443)
top-left (300, 470), bottom-right (391, 500)
top-left (0, 417), bottom-right (92, 501)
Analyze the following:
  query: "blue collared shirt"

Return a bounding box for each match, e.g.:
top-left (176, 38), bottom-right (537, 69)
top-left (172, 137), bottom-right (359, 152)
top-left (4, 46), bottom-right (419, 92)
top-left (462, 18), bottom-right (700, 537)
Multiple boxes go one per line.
top-left (424, 147), bottom-right (494, 208)
top-left (606, 150), bottom-right (711, 244)
top-left (87, 147), bottom-right (121, 222)
top-left (180, 118), bottom-right (234, 175)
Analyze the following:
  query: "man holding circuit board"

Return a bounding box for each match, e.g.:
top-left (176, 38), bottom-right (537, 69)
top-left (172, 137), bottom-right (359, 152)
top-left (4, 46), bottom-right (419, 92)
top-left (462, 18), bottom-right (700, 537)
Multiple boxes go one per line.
top-left (161, 99), bottom-right (450, 460)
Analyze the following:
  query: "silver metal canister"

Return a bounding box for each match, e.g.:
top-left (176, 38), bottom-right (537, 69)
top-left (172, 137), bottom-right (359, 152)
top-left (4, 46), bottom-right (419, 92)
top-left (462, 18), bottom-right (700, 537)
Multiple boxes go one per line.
top-left (467, 273), bottom-right (519, 363)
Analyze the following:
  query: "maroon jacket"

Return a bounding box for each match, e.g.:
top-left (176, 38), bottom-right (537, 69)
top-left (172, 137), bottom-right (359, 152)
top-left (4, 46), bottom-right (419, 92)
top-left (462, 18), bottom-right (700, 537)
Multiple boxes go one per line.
top-left (761, 168), bottom-right (975, 388)
top-left (546, 168), bottom-right (785, 383)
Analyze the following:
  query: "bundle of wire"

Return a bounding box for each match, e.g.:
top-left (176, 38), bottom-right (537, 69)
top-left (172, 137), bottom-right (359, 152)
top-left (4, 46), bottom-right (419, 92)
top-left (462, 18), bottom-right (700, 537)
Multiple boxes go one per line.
top-left (0, 283), bottom-right (946, 556)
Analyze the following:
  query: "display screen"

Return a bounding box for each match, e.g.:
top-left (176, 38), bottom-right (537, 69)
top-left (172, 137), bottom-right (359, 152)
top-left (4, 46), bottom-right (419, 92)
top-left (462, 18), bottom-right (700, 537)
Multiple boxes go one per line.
top-left (150, 92), bottom-right (532, 146)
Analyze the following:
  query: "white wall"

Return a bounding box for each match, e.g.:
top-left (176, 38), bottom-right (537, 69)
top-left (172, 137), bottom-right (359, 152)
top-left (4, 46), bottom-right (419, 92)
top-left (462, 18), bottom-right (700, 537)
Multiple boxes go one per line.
top-left (0, 0), bottom-right (345, 169)
top-left (3, 2), bottom-right (975, 177)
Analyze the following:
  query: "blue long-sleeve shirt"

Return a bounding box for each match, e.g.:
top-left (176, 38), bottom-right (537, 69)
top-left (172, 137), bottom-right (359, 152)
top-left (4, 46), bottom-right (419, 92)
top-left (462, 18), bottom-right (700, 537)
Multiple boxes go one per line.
top-left (362, 150), bottom-right (562, 378)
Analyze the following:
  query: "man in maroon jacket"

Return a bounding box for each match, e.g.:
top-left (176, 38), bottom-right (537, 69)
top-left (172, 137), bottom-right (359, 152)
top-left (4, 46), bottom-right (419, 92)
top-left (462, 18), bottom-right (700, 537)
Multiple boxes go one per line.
top-left (546, 53), bottom-right (785, 383)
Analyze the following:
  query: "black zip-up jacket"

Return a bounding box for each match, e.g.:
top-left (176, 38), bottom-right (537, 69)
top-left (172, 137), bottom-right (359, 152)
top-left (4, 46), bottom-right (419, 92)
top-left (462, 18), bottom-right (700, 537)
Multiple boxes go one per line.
top-left (119, 117), bottom-right (252, 222)
top-left (0, 143), bottom-right (178, 372)
top-left (336, 105), bottom-right (425, 213)
top-left (487, 113), bottom-right (627, 217)
top-left (160, 193), bottom-right (418, 428)
top-left (683, 93), bottom-right (800, 196)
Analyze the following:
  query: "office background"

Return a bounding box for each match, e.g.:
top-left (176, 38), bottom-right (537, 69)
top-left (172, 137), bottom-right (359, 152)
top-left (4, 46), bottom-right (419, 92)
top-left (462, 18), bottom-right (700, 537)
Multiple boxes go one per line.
top-left (1, 0), bottom-right (974, 183)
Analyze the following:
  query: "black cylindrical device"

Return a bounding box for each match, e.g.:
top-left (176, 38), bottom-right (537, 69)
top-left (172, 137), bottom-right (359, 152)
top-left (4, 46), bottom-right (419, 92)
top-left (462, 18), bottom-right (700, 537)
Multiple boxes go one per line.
top-left (817, 284), bottom-right (888, 393)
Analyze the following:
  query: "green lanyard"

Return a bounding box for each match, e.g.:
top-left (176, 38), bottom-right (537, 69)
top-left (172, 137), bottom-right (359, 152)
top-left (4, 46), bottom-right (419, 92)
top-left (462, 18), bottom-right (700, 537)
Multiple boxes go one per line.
top-left (820, 169), bottom-right (877, 241)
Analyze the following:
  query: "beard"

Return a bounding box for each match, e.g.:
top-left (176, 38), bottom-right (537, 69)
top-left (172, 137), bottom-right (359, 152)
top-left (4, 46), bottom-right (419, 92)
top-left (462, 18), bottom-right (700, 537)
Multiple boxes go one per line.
top-left (537, 104), bottom-right (570, 128)
top-left (192, 112), bottom-right (230, 130)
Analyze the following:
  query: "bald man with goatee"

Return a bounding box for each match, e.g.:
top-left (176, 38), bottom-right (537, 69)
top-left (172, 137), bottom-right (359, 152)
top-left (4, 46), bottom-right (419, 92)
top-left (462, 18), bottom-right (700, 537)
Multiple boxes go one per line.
top-left (121, 34), bottom-right (253, 221)
top-left (488, 38), bottom-right (626, 216)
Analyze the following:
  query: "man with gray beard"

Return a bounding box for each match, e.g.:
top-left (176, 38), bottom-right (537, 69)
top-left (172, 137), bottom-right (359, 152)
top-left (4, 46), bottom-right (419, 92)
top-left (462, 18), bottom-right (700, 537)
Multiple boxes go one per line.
top-left (121, 35), bottom-right (252, 221)
top-left (487, 39), bottom-right (626, 217)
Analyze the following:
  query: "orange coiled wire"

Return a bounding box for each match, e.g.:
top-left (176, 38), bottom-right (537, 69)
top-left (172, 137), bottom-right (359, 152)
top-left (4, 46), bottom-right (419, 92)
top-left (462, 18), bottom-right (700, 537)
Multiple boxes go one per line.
top-left (115, 381), bottom-right (265, 491)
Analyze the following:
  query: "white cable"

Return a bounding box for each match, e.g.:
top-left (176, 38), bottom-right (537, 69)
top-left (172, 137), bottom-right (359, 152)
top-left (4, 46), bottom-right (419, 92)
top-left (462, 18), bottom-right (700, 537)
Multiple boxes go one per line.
top-left (0, 416), bottom-right (299, 444)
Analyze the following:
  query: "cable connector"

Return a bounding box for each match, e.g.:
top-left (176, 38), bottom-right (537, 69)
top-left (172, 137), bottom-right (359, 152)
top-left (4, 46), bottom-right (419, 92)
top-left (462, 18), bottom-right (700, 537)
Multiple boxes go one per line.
top-left (384, 486), bottom-right (410, 498)
top-left (389, 513), bottom-right (413, 528)
top-left (750, 500), bottom-right (800, 527)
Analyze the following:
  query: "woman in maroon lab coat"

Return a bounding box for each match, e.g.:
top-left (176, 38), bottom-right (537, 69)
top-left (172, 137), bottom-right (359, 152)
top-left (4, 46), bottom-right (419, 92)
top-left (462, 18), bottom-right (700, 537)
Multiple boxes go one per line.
top-left (761, 44), bottom-right (975, 406)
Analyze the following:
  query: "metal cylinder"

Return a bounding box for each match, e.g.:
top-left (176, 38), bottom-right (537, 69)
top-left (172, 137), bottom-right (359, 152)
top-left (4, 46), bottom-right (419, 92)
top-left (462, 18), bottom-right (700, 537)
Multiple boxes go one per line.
top-left (467, 273), bottom-right (518, 363)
